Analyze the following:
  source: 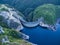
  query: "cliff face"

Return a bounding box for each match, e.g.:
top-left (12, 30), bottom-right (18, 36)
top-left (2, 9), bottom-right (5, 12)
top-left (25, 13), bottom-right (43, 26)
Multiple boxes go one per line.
top-left (1, 0), bottom-right (60, 14)
top-left (0, 4), bottom-right (24, 30)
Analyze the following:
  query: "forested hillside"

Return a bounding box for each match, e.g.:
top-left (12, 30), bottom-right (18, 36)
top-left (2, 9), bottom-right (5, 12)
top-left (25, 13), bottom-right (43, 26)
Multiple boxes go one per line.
top-left (1, 0), bottom-right (59, 15)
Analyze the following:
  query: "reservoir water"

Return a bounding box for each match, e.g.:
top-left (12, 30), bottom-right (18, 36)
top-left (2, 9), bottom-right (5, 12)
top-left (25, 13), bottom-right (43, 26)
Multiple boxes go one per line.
top-left (21, 24), bottom-right (60, 45)
top-left (1, 0), bottom-right (60, 45)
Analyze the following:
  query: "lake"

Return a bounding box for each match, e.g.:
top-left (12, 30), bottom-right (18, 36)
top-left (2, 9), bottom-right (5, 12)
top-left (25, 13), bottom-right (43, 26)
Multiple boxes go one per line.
top-left (0, 0), bottom-right (60, 45)
top-left (21, 24), bottom-right (60, 45)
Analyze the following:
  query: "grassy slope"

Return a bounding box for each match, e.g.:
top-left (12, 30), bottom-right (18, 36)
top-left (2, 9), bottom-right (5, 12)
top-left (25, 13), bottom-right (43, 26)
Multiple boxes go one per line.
top-left (0, 21), bottom-right (31, 45)
top-left (0, 4), bottom-right (32, 45)
top-left (0, 27), bottom-right (32, 45)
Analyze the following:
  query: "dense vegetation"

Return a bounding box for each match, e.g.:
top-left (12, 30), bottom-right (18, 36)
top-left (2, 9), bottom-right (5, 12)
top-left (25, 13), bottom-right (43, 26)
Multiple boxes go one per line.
top-left (0, 4), bottom-right (32, 45)
top-left (33, 4), bottom-right (56, 25)
top-left (56, 5), bottom-right (60, 19)
top-left (1, 0), bottom-right (59, 13)
top-left (0, 21), bottom-right (31, 45)
top-left (0, 4), bottom-right (60, 25)
top-left (0, 0), bottom-right (60, 44)
top-left (1, 0), bottom-right (60, 23)
top-left (0, 16), bottom-right (4, 21)
top-left (0, 4), bottom-right (9, 11)
top-left (0, 28), bottom-right (32, 45)
top-left (25, 4), bottom-right (60, 26)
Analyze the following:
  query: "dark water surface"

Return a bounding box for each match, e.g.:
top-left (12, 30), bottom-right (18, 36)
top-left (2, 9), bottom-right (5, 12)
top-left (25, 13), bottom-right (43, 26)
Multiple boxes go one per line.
top-left (21, 24), bottom-right (60, 45)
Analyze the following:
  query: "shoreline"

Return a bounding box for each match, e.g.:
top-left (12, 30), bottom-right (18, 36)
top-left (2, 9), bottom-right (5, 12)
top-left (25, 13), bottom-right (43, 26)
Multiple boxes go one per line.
top-left (39, 22), bottom-right (56, 31)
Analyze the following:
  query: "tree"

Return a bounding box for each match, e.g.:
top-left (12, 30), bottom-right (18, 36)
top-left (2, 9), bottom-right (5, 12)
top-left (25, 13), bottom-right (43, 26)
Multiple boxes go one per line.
top-left (33, 4), bottom-right (56, 25)
top-left (56, 5), bottom-right (60, 19)
top-left (0, 16), bottom-right (4, 21)
top-left (0, 4), bottom-right (8, 11)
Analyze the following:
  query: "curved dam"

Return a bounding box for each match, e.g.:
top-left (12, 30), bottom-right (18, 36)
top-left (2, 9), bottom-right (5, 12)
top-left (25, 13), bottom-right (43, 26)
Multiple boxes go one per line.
top-left (19, 16), bottom-right (43, 27)
top-left (21, 21), bottom-right (39, 27)
top-left (0, 0), bottom-right (60, 45)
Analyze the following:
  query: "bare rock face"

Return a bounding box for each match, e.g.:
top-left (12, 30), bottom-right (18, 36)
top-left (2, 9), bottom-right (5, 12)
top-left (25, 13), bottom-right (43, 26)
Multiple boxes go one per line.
top-left (0, 26), bottom-right (4, 34)
top-left (9, 19), bottom-right (20, 29)
top-left (0, 4), bottom-right (24, 31)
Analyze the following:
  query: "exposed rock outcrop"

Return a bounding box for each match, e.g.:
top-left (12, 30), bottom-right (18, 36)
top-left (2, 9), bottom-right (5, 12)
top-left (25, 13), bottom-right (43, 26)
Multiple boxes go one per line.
top-left (0, 9), bottom-right (23, 31)
top-left (0, 26), bottom-right (4, 34)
